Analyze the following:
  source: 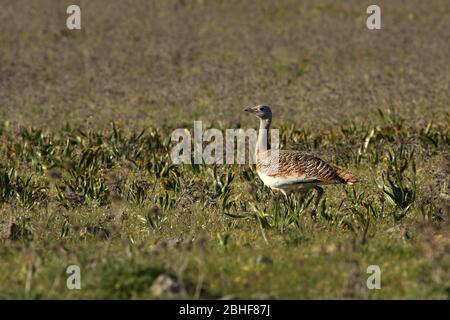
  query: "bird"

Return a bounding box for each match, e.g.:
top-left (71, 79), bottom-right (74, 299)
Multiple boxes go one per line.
top-left (244, 105), bottom-right (359, 219)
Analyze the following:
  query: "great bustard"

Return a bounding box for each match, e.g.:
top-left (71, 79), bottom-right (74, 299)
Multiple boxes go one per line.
top-left (244, 105), bottom-right (358, 219)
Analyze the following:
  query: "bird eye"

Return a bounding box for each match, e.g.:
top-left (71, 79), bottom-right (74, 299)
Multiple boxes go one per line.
top-left (259, 107), bottom-right (264, 111)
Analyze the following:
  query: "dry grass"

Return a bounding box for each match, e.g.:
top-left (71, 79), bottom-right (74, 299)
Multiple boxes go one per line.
top-left (1, 0), bottom-right (449, 128)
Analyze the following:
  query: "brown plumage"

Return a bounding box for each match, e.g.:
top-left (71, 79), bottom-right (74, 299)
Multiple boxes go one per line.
top-left (257, 150), bottom-right (359, 185)
top-left (244, 105), bottom-right (359, 219)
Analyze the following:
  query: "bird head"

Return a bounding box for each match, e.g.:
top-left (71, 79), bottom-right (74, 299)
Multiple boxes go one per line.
top-left (244, 105), bottom-right (272, 120)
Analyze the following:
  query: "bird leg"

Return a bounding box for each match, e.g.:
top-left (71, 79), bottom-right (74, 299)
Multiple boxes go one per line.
top-left (311, 186), bottom-right (324, 220)
top-left (278, 190), bottom-right (291, 209)
top-left (280, 190), bottom-right (293, 233)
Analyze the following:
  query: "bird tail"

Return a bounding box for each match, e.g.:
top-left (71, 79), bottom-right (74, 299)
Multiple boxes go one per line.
top-left (334, 167), bottom-right (359, 185)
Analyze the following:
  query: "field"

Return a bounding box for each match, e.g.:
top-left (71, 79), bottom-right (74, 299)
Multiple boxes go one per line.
top-left (0, 0), bottom-right (449, 299)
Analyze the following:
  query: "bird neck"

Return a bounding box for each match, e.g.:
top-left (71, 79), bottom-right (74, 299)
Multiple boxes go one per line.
top-left (256, 118), bottom-right (271, 155)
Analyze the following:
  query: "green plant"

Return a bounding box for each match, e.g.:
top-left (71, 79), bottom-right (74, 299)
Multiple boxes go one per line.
top-left (341, 189), bottom-right (376, 243)
top-left (0, 168), bottom-right (15, 204)
top-left (0, 169), bottom-right (46, 209)
top-left (127, 180), bottom-right (150, 206)
top-left (208, 167), bottom-right (234, 211)
top-left (377, 144), bottom-right (417, 221)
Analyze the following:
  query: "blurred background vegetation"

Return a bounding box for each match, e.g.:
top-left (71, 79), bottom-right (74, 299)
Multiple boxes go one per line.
top-left (0, 0), bottom-right (449, 299)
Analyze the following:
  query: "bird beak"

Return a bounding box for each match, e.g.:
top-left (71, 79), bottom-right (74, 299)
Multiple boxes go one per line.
top-left (244, 107), bottom-right (252, 113)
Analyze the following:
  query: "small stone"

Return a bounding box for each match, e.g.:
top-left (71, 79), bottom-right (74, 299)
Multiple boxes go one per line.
top-left (151, 274), bottom-right (181, 298)
top-left (256, 255), bottom-right (273, 265)
top-left (324, 244), bottom-right (337, 255)
top-left (218, 295), bottom-right (237, 300)
top-left (385, 226), bottom-right (399, 233)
